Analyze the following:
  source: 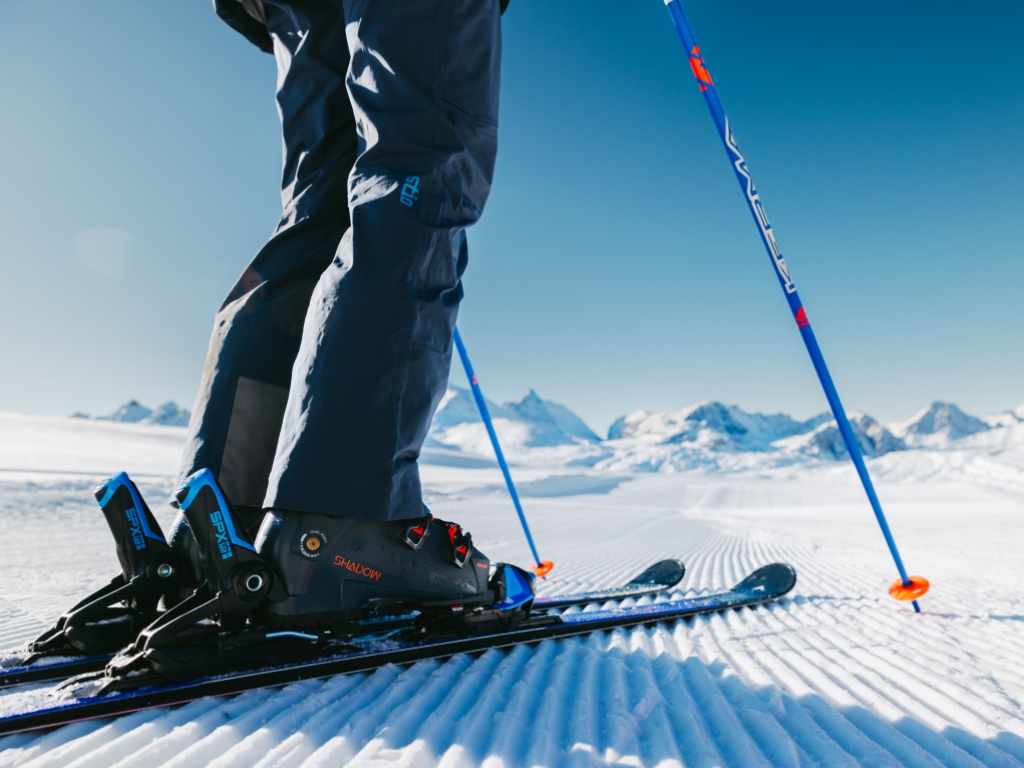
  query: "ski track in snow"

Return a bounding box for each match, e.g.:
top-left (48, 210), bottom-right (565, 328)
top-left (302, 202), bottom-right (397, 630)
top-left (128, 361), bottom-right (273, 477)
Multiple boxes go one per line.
top-left (1, 418), bottom-right (1023, 766)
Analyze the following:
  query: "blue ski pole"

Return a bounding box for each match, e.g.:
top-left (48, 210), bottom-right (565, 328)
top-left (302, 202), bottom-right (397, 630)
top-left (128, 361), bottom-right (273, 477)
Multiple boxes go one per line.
top-left (661, 0), bottom-right (928, 611)
top-left (453, 327), bottom-right (553, 577)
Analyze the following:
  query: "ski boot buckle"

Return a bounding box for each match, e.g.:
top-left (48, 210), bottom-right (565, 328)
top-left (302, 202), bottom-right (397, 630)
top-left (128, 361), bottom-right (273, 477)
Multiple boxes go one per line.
top-left (401, 513), bottom-right (433, 550)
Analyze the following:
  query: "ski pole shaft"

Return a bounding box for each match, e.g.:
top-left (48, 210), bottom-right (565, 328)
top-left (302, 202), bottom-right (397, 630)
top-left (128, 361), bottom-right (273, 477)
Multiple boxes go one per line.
top-left (661, 0), bottom-right (921, 612)
top-left (452, 327), bottom-right (547, 573)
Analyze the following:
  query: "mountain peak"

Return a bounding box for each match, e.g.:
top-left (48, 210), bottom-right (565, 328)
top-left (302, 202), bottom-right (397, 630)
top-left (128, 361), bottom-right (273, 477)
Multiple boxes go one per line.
top-left (505, 389), bottom-right (558, 427)
top-left (429, 386), bottom-right (601, 456)
top-left (780, 411), bottom-right (904, 460)
top-left (108, 401), bottom-right (152, 423)
top-left (889, 401), bottom-right (989, 445)
top-left (147, 401), bottom-right (191, 427)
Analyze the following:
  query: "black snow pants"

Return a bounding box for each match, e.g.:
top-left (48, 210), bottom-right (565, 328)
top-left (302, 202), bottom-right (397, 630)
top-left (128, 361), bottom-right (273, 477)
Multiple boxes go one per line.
top-left (177, 0), bottom-right (501, 521)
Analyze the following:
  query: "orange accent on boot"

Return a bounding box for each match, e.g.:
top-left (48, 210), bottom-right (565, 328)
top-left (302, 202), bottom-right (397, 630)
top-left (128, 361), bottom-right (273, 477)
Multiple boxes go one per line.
top-left (332, 554), bottom-right (383, 581)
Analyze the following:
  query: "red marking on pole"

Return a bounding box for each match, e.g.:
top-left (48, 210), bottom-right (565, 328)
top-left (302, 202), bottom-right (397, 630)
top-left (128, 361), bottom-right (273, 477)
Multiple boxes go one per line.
top-left (689, 46), bottom-right (713, 92)
top-left (471, 375), bottom-right (478, 386)
top-left (794, 307), bottom-right (809, 328)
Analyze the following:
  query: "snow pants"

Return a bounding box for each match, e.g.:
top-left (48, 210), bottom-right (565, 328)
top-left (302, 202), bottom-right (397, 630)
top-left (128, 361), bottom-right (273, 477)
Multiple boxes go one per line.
top-left (177, 0), bottom-right (501, 521)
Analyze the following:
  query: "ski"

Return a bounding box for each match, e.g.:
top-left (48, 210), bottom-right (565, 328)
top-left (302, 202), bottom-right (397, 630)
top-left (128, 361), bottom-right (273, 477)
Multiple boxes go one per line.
top-left (533, 558), bottom-right (686, 609)
top-left (0, 562), bottom-right (794, 735)
top-left (0, 657), bottom-right (114, 691)
top-left (0, 558), bottom-right (685, 691)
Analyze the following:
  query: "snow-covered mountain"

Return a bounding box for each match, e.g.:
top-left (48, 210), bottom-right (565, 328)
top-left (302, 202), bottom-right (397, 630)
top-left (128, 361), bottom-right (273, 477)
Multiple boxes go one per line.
top-left (74, 393), bottom-right (1024, 473)
top-left (889, 401), bottom-right (991, 447)
top-left (775, 412), bottom-right (905, 460)
top-left (107, 399), bottom-right (153, 423)
top-left (144, 402), bottom-right (191, 427)
top-left (504, 389), bottom-right (599, 443)
top-left (427, 390), bottom-right (1024, 474)
top-left (73, 400), bottom-right (191, 427)
top-left (428, 387), bottom-right (604, 465)
top-left (607, 401), bottom-right (829, 451)
top-left (599, 399), bottom-right (1024, 472)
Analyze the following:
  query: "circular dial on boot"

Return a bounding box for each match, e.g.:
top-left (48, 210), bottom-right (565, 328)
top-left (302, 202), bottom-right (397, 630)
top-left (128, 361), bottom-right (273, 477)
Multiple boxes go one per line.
top-left (299, 530), bottom-right (327, 559)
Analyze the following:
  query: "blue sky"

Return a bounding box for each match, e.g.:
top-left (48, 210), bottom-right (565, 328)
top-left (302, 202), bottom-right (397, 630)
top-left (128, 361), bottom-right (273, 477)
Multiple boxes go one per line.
top-left (1, 1), bottom-right (1021, 435)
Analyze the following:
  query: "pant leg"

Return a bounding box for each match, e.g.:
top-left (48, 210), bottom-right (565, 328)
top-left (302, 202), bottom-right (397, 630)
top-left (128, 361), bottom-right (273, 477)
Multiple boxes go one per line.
top-left (265, 0), bottom-right (502, 521)
top-left (177, 0), bottom-right (356, 508)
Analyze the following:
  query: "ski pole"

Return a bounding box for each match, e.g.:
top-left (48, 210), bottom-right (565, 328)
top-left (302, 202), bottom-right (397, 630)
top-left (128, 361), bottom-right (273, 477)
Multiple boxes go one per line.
top-left (452, 327), bottom-right (553, 577)
top-left (661, 0), bottom-right (928, 612)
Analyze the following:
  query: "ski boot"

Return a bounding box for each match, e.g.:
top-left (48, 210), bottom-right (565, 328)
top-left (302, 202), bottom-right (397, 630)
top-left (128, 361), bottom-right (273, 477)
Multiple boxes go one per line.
top-left (97, 471), bottom-right (534, 690)
top-left (24, 473), bottom-right (189, 660)
top-left (253, 508), bottom-right (536, 634)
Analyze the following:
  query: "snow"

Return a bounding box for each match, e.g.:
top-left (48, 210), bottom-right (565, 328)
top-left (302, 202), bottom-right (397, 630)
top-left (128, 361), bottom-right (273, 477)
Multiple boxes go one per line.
top-left (2, 407), bottom-right (1024, 766)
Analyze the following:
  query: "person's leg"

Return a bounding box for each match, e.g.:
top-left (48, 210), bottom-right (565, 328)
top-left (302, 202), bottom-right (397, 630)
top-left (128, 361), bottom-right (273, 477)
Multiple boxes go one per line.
top-left (176, 0), bottom-right (356, 512)
top-left (264, 0), bottom-right (503, 522)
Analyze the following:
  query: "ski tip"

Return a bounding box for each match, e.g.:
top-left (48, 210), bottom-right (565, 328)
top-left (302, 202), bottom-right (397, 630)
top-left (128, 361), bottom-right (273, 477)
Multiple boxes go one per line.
top-left (626, 559), bottom-right (686, 589)
top-left (734, 563), bottom-right (797, 597)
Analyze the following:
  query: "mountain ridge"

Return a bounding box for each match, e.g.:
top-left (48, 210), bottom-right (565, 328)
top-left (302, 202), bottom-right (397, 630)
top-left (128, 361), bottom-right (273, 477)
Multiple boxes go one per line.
top-left (72, 400), bottom-right (190, 427)
top-left (76, 393), bottom-right (1023, 469)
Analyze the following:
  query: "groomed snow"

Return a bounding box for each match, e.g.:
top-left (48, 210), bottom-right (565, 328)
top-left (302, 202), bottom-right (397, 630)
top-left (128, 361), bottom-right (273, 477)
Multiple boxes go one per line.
top-left (1, 412), bottom-right (1023, 767)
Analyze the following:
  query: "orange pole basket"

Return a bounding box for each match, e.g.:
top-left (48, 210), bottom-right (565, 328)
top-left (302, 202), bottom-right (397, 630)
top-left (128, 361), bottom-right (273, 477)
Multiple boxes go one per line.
top-left (889, 575), bottom-right (930, 602)
top-left (529, 560), bottom-right (555, 578)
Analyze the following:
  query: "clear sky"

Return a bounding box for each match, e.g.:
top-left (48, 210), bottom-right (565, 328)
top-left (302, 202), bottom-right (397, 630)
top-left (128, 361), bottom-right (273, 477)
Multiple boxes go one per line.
top-left (1, 1), bottom-right (1021, 436)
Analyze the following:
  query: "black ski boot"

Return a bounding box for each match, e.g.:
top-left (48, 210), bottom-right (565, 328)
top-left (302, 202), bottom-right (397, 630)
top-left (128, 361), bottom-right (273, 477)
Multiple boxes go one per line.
top-left (93, 472), bottom-right (534, 691)
top-left (24, 473), bottom-right (190, 660)
top-left (253, 510), bottom-right (504, 630)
